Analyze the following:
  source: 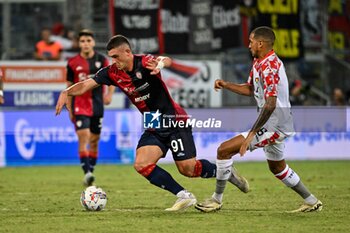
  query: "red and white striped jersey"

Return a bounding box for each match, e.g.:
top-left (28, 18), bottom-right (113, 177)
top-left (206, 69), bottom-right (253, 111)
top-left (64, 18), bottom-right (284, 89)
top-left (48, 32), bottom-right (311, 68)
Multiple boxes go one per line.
top-left (247, 50), bottom-right (295, 136)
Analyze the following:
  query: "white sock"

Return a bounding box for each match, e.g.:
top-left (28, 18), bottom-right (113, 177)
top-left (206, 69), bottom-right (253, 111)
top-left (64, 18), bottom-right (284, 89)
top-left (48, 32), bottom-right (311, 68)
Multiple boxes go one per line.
top-left (216, 158), bottom-right (233, 180)
top-left (212, 192), bottom-right (223, 203)
top-left (176, 190), bottom-right (186, 198)
top-left (304, 194), bottom-right (318, 205)
top-left (275, 164), bottom-right (300, 187)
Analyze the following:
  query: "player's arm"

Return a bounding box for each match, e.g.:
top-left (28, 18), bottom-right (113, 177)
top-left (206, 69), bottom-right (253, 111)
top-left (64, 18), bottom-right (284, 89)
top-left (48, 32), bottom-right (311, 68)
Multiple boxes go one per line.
top-left (214, 79), bottom-right (253, 96)
top-left (55, 78), bottom-right (99, 115)
top-left (145, 56), bottom-right (172, 75)
top-left (103, 85), bottom-right (116, 105)
top-left (66, 81), bottom-right (74, 121)
top-left (239, 96), bottom-right (277, 156)
top-left (66, 65), bottom-right (74, 120)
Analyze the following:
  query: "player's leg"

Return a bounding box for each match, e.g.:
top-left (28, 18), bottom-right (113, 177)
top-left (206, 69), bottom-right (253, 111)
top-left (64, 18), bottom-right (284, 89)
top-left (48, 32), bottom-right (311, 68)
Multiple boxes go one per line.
top-left (195, 135), bottom-right (249, 212)
top-left (74, 115), bottom-right (94, 186)
top-left (89, 133), bottom-right (100, 172)
top-left (171, 127), bottom-right (216, 179)
top-left (265, 144), bottom-right (323, 212)
top-left (135, 131), bottom-right (195, 211)
top-left (89, 116), bottom-right (103, 173)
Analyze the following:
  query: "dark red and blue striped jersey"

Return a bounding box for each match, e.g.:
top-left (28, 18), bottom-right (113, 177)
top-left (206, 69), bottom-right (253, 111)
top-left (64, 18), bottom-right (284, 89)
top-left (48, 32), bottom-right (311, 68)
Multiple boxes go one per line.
top-left (93, 54), bottom-right (187, 119)
top-left (67, 52), bottom-right (109, 117)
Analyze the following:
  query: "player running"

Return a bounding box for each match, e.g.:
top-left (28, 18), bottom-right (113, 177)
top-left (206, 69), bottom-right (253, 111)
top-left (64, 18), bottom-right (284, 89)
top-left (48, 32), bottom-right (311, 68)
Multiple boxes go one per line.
top-left (195, 26), bottom-right (323, 213)
top-left (56, 35), bottom-right (248, 211)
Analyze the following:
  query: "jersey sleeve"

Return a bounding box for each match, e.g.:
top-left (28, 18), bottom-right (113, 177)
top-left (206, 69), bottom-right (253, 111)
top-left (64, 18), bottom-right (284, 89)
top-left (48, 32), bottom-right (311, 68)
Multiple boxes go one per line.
top-left (93, 67), bottom-right (113, 86)
top-left (66, 64), bottom-right (74, 82)
top-left (262, 60), bottom-right (279, 98)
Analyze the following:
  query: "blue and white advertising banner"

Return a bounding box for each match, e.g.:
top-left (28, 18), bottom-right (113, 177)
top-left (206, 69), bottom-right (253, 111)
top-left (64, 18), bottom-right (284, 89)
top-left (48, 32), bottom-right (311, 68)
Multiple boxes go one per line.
top-left (0, 112), bottom-right (5, 167)
top-left (2, 90), bottom-right (61, 108)
top-left (0, 107), bottom-right (349, 167)
top-left (159, 107), bottom-right (350, 163)
top-left (0, 110), bottom-right (140, 167)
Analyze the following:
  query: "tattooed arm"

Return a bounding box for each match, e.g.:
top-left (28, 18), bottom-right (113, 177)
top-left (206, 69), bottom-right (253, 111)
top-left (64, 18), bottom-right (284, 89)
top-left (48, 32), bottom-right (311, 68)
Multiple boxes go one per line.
top-left (239, 96), bottom-right (277, 156)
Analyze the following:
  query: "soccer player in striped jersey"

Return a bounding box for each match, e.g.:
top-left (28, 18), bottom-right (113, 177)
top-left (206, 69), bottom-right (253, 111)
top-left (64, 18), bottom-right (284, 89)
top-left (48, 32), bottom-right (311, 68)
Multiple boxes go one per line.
top-left (195, 26), bottom-right (323, 213)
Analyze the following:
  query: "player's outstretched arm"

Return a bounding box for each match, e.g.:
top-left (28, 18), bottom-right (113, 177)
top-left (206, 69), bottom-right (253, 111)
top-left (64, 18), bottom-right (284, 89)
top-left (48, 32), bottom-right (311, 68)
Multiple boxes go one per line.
top-left (214, 79), bottom-right (253, 96)
top-left (55, 78), bottom-right (99, 116)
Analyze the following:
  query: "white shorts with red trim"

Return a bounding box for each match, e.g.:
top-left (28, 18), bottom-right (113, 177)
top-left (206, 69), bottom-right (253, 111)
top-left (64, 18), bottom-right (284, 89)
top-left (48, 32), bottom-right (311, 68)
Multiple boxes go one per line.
top-left (241, 127), bottom-right (288, 161)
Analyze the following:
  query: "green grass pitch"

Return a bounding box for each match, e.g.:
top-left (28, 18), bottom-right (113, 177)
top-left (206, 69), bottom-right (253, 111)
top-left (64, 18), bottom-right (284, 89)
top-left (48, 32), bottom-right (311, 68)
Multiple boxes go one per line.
top-left (0, 161), bottom-right (349, 233)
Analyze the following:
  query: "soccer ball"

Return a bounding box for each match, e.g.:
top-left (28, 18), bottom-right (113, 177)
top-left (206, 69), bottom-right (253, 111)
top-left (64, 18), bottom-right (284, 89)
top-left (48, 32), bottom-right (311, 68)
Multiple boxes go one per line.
top-left (80, 186), bottom-right (107, 211)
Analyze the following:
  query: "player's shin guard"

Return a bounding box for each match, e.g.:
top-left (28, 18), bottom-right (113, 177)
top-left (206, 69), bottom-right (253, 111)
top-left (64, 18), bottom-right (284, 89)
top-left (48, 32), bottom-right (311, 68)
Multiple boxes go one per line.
top-left (138, 164), bottom-right (184, 195)
top-left (192, 159), bottom-right (217, 178)
top-left (79, 151), bottom-right (90, 174)
top-left (274, 164), bottom-right (300, 187)
top-left (89, 151), bottom-right (98, 173)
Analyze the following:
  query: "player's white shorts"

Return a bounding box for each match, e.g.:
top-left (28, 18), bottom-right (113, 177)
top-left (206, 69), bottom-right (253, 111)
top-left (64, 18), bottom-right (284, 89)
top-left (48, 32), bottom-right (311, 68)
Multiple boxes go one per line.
top-left (241, 127), bottom-right (288, 161)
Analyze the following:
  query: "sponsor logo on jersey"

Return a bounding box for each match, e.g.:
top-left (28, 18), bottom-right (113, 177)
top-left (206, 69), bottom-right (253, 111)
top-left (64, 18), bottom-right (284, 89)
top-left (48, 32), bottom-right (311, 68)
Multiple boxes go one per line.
top-left (135, 93), bottom-right (150, 102)
top-left (134, 82), bottom-right (149, 92)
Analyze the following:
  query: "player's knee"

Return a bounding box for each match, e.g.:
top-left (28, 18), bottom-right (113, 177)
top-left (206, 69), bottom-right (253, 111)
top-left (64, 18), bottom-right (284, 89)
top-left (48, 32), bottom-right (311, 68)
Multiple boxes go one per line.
top-left (134, 162), bottom-right (156, 177)
top-left (268, 161), bottom-right (286, 174)
top-left (217, 143), bottom-right (231, 160)
top-left (177, 164), bottom-right (195, 177)
top-left (90, 136), bottom-right (100, 148)
top-left (133, 162), bottom-right (143, 173)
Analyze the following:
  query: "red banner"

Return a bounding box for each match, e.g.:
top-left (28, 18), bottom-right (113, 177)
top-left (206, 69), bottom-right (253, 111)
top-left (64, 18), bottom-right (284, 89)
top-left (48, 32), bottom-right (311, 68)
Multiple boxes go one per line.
top-left (1, 63), bottom-right (66, 83)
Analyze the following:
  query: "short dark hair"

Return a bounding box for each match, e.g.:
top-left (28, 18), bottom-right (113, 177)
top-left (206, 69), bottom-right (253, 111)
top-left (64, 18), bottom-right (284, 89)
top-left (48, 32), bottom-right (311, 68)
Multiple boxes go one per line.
top-left (106, 35), bottom-right (131, 51)
top-left (252, 26), bottom-right (275, 45)
top-left (78, 29), bottom-right (94, 39)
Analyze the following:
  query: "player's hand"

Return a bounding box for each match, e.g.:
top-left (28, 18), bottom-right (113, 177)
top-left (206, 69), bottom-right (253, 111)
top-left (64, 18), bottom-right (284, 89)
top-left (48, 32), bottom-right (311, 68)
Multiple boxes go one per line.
top-left (55, 91), bottom-right (68, 116)
top-left (103, 95), bottom-right (112, 105)
top-left (150, 68), bottom-right (161, 75)
top-left (145, 57), bottom-right (157, 71)
top-left (239, 133), bottom-right (254, 157)
top-left (214, 79), bottom-right (227, 91)
top-left (146, 57), bottom-right (163, 75)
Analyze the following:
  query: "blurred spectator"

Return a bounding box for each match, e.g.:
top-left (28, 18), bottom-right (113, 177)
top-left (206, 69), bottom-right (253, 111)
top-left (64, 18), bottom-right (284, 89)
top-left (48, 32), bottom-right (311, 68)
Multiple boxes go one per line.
top-left (0, 69), bottom-right (4, 105)
top-left (51, 23), bottom-right (73, 50)
top-left (332, 88), bottom-right (346, 106)
top-left (51, 23), bottom-right (79, 54)
top-left (34, 28), bottom-right (62, 60)
top-left (289, 79), bottom-right (311, 105)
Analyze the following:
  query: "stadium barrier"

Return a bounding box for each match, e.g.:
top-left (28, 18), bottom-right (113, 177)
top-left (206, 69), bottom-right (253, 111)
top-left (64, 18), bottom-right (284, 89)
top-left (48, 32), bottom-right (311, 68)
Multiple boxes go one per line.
top-left (0, 108), bottom-right (349, 167)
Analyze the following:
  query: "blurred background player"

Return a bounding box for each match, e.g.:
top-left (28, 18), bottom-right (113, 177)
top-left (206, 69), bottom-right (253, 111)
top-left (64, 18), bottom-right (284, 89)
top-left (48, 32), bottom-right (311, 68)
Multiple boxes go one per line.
top-left (56, 35), bottom-right (247, 211)
top-left (66, 29), bottom-right (115, 186)
top-left (34, 28), bottom-right (62, 61)
top-left (0, 69), bottom-right (4, 105)
top-left (195, 26), bottom-right (322, 213)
